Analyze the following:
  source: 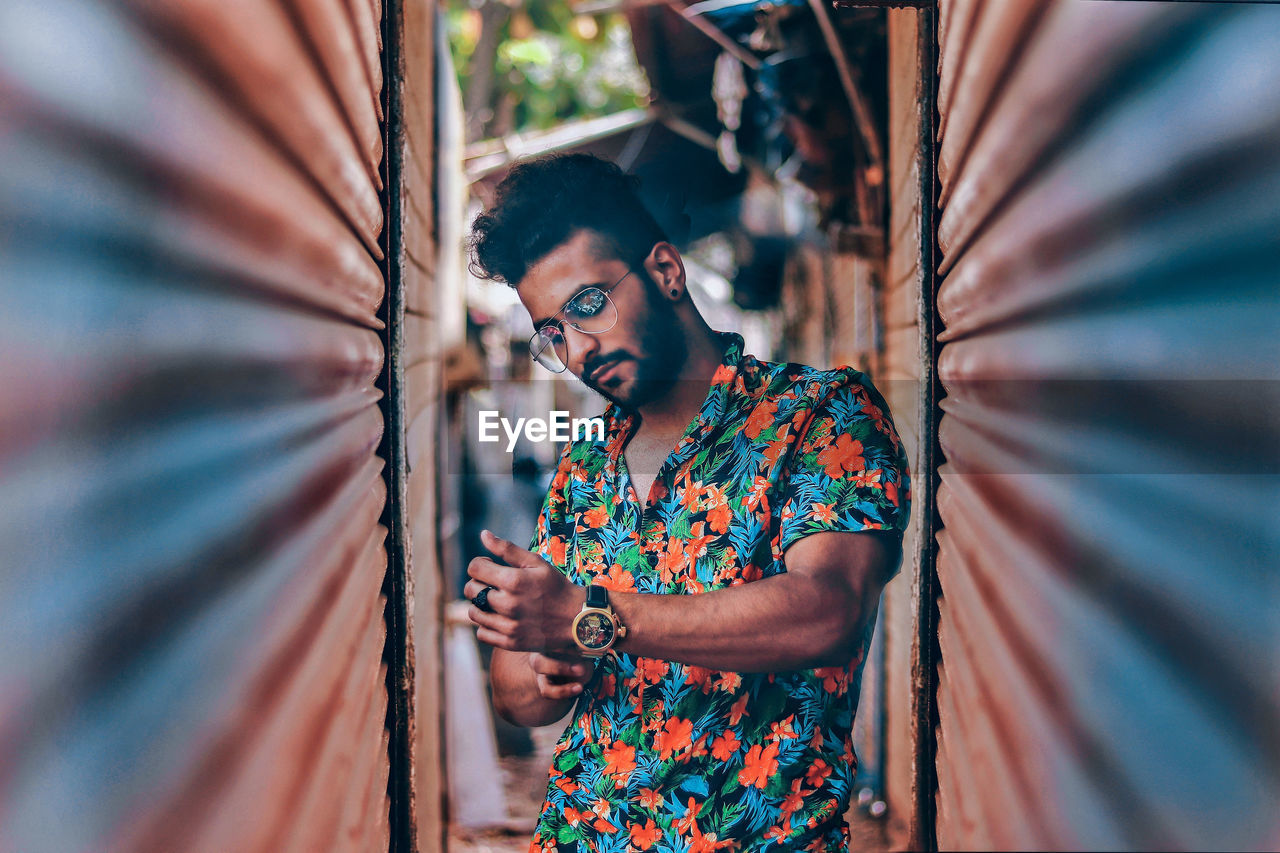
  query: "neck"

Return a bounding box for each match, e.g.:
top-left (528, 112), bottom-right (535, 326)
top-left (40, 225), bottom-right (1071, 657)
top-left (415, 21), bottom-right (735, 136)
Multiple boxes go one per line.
top-left (634, 319), bottom-right (723, 434)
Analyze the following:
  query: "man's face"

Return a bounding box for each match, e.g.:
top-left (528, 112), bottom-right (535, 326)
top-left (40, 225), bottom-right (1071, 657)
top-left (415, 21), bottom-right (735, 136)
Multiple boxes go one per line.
top-left (517, 230), bottom-right (687, 409)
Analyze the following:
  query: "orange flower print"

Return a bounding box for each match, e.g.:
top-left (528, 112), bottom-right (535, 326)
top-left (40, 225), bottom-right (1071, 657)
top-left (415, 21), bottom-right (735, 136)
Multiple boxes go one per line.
top-left (768, 715), bottom-right (797, 741)
top-left (805, 759), bottom-right (833, 789)
top-left (554, 776), bottom-right (578, 795)
top-left (655, 716), bottom-right (694, 760)
top-left (629, 818), bottom-right (662, 850)
top-left (547, 535), bottom-right (567, 567)
top-left (683, 665), bottom-right (716, 693)
top-left (814, 666), bottom-right (850, 695)
top-left (764, 819), bottom-right (793, 844)
top-left (762, 425), bottom-right (791, 469)
top-left (728, 693), bottom-right (750, 725)
top-left (707, 501), bottom-right (732, 534)
top-left (810, 502), bottom-right (836, 524)
top-left (779, 785), bottom-right (804, 818)
top-left (744, 398), bottom-right (778, 439)
top-left (715, 671), bottom-right (742, 692)
top-left (583, 504), bottom-right (610, 529)
top-left (884, 477), bottom-right (899, 506)
top-left (684, 521), bottom-right (716, 562)
top-left (656, 538), bottom-right (690, 584)
top-left (744, 475), bottom-right (770, 511)
top-left (851, 468), bottom-right (882, 488)
top-left (738, 741), bottom-right (780, 789)
top-left (700, 482), bottom-right (729, 511)
top-left (814, 433), bottom-right (865, 479)
top-left (602, 740), bottom-right (636, 785)
top-left (688, 829), bottom-right (733, 853)
top-left (596, 563), bottom-right (636, 593)
top-left (633, 657), bottom-right (670, 685)
top-left (710, 729), bottom-right (741, 760)
top-left (675, 797), bottom-right (703, 834)
top-left (638, 787), bottom-right (663, 810)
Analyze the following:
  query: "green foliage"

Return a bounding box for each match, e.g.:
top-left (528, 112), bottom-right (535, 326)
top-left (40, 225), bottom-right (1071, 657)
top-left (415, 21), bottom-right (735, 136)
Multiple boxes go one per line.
top-left (555, 749), bottom-right (581, 773)
top-left (445, 0), bottom-right (650, 141)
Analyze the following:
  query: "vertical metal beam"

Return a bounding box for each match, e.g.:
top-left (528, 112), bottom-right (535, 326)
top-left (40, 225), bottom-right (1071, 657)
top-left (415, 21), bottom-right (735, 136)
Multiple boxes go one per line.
top-left (910, 3), bottom-right (940, 851)
top-left (380, 0), bottom-right (417, 849)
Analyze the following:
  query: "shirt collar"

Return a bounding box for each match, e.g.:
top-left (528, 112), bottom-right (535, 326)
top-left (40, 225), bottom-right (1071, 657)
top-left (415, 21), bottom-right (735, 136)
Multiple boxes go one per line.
top-left (600, 330), bottom-right (747, 462)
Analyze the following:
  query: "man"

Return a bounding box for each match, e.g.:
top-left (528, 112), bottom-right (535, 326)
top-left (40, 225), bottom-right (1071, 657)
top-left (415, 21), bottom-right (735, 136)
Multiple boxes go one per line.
top-left (464, 153), bottom-right (910, 852)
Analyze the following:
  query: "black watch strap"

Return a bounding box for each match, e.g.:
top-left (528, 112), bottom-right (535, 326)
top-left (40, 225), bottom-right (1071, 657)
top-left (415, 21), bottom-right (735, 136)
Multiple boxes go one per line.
top-left (585, 583), bottom-right (609, 609)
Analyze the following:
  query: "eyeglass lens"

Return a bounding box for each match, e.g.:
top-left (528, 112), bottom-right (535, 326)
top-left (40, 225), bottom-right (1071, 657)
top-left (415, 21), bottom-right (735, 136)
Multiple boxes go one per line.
top-left (528, 286), bottom-right (619, 372)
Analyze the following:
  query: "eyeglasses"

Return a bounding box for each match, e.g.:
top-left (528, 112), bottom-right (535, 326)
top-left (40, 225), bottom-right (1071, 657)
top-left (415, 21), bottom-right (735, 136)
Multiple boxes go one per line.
top-left (528, 269), bottom-right (634, 373)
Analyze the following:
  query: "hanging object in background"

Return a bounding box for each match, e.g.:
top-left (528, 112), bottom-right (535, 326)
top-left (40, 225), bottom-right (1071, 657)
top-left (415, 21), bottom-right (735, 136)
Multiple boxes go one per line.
top-left (635, 0), bottom-right (887, 230)
top-left (712, 52), bottom-right (747, 174)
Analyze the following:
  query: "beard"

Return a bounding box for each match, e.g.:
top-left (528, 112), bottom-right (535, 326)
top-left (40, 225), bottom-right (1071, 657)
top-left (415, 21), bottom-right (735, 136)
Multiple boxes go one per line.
top-left (586, 279), bottom-right (687, 411)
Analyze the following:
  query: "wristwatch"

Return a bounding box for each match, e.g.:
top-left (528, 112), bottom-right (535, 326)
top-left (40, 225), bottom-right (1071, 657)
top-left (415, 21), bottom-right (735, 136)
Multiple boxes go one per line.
top-left (571, 584), bottom-right (626, 657)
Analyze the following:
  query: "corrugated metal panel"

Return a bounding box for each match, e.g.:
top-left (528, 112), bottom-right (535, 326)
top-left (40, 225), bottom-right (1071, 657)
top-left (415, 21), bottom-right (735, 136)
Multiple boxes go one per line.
top-left (932, 2), bottom-right (1280, 849)
top-left (0, 0), bottom-right (393, 850)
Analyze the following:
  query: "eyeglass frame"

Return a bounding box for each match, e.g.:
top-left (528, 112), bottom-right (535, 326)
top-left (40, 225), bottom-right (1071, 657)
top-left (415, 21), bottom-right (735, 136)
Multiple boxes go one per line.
top-left (527, 267), bottom-right (638, 373)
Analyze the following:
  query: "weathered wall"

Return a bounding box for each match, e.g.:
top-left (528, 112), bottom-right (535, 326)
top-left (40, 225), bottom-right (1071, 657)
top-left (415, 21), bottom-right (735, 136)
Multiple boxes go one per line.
top-left (0, 0), bottom-right (394, 850)
top-left (881, 7), bottom-right (930, 850)
top-left (930, 1), bottom-right (1280, 848)
top-left (397, 0), bottom-right (450, 849)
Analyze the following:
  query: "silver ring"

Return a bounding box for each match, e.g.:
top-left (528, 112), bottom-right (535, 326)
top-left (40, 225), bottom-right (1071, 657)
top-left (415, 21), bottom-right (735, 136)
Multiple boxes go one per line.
top-left (471, 585), bottom-right (496, 613)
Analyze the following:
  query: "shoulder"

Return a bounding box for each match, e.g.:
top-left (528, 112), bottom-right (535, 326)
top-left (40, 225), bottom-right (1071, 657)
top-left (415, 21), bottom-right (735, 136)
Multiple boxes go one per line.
top-left (762, 361), bottom-right (904, 461)
top-left (750, 357), bottom-right (888, 426)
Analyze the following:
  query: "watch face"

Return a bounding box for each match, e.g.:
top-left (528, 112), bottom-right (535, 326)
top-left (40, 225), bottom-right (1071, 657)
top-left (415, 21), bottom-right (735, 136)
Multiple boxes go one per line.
top-left (574, 610), bottom-right (615, 650)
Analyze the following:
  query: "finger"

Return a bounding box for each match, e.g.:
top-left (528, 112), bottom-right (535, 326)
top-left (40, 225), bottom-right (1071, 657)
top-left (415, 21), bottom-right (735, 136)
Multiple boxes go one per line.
top-left (475, 626), bottom-right (515, 651)
top-left (536, 673), bottom-right (584, 700)
top-left (466, 556), bottom-right (519, 591)
top-left (462, 581), bottom-right (516, 616)
top-left (530, 655), bottom-right (591, 681)
top-left (467, 606), bottom-right (518, 638)
top-left (480, 528), bottom-right (545, 569)
top-left (542, 650), bottom-right (591, 663)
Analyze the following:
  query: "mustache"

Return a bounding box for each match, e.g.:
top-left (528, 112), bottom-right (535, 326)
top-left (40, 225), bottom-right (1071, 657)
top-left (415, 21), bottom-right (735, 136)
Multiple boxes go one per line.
top-left (584, 351), bottom-right (632, 382)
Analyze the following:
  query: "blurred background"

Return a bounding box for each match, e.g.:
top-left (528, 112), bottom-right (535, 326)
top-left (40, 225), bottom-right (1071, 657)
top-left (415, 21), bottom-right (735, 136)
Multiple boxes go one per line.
top-left (0, 1), bottom-right (1276, 852)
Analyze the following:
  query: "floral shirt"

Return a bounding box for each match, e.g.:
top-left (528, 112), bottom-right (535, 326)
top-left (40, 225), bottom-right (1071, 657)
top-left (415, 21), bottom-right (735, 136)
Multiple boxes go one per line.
top-left (527, 331), bottom-right (911, 852)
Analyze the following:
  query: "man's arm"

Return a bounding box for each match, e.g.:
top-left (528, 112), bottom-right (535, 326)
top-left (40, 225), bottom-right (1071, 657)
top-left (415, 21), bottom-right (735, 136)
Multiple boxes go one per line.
top-left (466, 528), bottom-right (900, 673)
top-left (487, 649), bottom-right (593, 728)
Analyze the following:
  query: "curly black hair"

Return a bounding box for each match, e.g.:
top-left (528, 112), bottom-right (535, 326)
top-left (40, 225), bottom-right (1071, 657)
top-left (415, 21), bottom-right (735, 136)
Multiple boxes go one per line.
top-left (467, 153), bottom-right (669, 287)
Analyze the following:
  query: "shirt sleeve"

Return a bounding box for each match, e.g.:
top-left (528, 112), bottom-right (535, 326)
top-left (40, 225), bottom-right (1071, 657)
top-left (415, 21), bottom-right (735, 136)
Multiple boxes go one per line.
top-left (777, 368), bottom-right (912, 557)
top-left (529, 440), bottom-right (575, 578)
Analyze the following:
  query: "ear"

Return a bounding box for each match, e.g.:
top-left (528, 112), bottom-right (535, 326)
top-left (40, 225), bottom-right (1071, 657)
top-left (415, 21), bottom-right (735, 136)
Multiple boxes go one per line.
top-left (642, 241), bottom-right (686, 301)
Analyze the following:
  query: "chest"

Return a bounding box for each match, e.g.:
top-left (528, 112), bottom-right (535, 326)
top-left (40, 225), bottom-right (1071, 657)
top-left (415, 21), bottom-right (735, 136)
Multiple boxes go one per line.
top-left (621, 428), bottom-right (683, 504)
top-left (571, 429), bottom-right (787, 593)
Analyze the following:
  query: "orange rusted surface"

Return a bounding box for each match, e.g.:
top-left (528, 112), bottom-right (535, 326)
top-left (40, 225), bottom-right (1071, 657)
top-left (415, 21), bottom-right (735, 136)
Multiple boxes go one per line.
top-left (124, 0), bottom-right (386, 256)
top-left (0, 0), bottom-right (393, 849)
top-left (931, 1), bottom-right (1280, 849)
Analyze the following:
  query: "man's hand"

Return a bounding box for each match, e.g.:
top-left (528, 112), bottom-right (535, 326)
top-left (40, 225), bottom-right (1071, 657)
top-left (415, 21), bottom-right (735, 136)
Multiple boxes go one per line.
top-left (529, 652), bottom-right (595, 700)
top-left (464, 529), bottom-right (586, 654)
